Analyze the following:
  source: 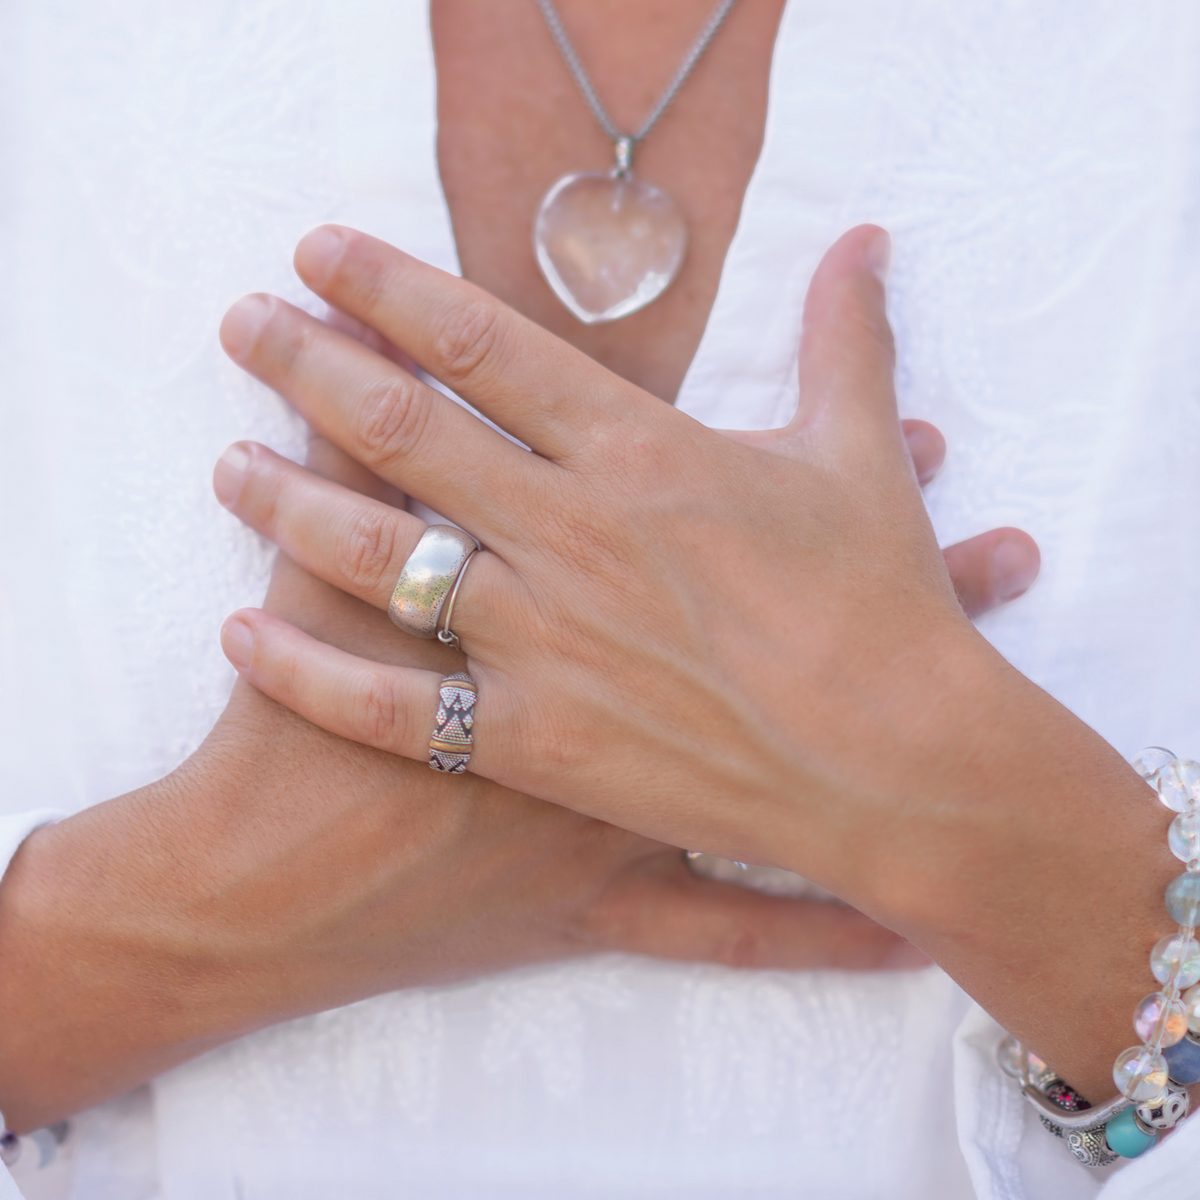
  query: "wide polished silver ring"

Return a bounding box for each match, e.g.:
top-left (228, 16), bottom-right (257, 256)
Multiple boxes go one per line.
top-left (430, 672), bottom-right (476, 773)
top-left (388, 525), bottom-right (478, 639)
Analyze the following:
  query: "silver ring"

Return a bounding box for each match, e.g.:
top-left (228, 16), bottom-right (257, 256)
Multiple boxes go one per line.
top-left (388, 525), bottom-right (477, 639)
top-left (430, 672), bottom-right (476, 773)
top-left (436, 548), bottom-right (477, 651)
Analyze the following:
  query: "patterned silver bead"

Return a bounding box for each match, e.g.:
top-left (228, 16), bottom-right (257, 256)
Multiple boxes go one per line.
top-left (1136, 1083), bottom-right (1190, 1130)
top-left (1031, 1065), bottom-right (1063, 1091)
top-left (1066, 1127), bottom-right (1120, 1168)
top-left (1037, 1114), bottom-right (1064, 1138)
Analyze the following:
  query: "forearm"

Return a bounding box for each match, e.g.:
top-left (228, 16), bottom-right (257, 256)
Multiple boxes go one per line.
top-left (0, 474), bottom-right (514, 1130)
top-left (832, 638), bottom-right (1171, 1104)
top-left (0, 694), bottom-right (449, 1131)
top-left (0, 776), bottom-right (255, 1131)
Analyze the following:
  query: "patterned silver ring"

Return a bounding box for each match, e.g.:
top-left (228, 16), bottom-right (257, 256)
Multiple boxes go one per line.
top-left (429, 672), bottom-right (476, 774)
top-left (388, 525), bottom-right (477, 639)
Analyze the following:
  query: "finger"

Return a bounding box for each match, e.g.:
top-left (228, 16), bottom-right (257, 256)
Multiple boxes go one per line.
top-left (293, 225), bottom-right (653, 460)
top-left (794, 225), bottom-right (902, 456)
top-left (220, 608), bottom-right (443, 762)
top-left (304, 433), bottom-right (406, 507)
top-left (901, 419), bottom-right (946, 486)
top-left (216, 440), bottom-right (426, 610)
top-left (323, 305), bottom-right (416, 373)
top-left (590, 857), bottom-right (930, 971)
top-left (214, 442), bottom-right (512, 641)
top-left (944, 527), bottom-right (1041, 618)
top-left (219, 293), bottom-right (541, 539)
top-left (722, 413), bottom-right (945, 481)
top-left (262, 440), bottom-right (451, 674)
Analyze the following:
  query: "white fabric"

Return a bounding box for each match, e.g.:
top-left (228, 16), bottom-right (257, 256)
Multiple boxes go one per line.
top-left (2, 0), bottom-right (1199, 1196)
top-left (0, 815), bottom-right (62, 878)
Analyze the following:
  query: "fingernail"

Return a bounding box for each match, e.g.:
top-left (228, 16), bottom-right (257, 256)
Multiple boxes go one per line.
top-left (883, 941), bottom-right (933, 970)
top-left (220, 294), bottom-right (273, 362)
top-left (296, 225), bottom-right (348, 286)
top-left (865, 228), bottom-right (892, 283)
top-left (213, 443), bottom-right (250, 507)
top-left (992, 536), bottom-right (1040, 602)
top-left (221, 615), bottom-right (254, 670)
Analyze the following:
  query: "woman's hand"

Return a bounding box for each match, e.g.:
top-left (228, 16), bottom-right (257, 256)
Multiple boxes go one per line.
top-left (212, 223), bottom-right (1167, 1105)
top-left (214, 224), bottom-right (1041, 877)
top-left (0, 433), bottom-right (931, 1136)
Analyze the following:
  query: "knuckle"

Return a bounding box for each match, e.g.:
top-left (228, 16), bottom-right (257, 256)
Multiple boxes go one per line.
top-left (714, 926), bottom-right (764, 969)
top-left (847, 300), bottom-right (895, 364)
top-left (335, 509), bottom-right (402, 597)
top-left (356, 375), bottom-right (432, 466)
top-left (431, 300), bottom-right (508, 389)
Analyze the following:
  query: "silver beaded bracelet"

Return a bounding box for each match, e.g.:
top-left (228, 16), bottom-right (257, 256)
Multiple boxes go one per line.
top-left (997, 747), bottom-right (1200, 1167)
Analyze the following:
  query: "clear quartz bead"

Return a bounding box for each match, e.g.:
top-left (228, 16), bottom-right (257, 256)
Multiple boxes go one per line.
top-left (996, 1036), bottom-right (1052, 1084)
top-left (1151, 933), bottom-right (1200, 988)
top-left (1133, 747), bottom-right (1177, 779)
top-left (1155, 759), bottom-right (1200, 813)
top-left (1114, 1045), bottom-right (1170, 1102)
top-left (1182, 981), bottom-right (1200, 1035)
top-left (996, 1035), bottom-right (1024, 1078)
top-left (1134, 992), bottom-right (1189, 1047)
top-left (1169, 812), bottom-right (1200, 863)
top-left (1166, 871), bottom-right (1200, 928)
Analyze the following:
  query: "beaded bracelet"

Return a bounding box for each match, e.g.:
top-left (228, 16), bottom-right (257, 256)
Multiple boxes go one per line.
top-left (997, 747), bottom-right (1200, 1167)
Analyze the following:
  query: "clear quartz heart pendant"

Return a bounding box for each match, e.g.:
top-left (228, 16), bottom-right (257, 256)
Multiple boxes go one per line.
top-left (533, 168), bottom-right (687, 325)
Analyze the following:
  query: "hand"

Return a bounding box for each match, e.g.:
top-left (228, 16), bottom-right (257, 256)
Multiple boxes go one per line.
top-left (212, 224), bottom-right (1041, 868)
top-left (322, 302), bottom-right (1040, 623)
top-left (0, 430), bottom-right (927, 1135)
top-left (212, 223), bottom-right (1162, 1104)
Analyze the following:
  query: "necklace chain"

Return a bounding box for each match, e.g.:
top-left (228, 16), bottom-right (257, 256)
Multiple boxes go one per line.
top-left (535, 0), bottom-right (739, 151)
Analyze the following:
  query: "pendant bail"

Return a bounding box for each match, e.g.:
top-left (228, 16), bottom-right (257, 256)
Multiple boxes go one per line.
top-left (613, 137), bottom-right (634, 178)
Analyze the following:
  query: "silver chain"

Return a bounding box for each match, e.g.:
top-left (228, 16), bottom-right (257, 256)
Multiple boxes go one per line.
top-left (535, 0), bottom-right (739, 159)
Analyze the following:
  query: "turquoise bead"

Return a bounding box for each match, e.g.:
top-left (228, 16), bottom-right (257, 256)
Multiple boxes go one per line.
top-left (1105, 1107), bottom-right (1157, 1158)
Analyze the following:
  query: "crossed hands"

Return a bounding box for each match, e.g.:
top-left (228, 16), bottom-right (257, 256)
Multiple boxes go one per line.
top-left (215, 224), bottom-right (1038, 958)
top-left (0, 226), bottom-right (1122, 1138)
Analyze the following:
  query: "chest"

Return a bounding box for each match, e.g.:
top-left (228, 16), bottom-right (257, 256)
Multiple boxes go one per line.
top-left (430, 0), bottom-right (785, 401)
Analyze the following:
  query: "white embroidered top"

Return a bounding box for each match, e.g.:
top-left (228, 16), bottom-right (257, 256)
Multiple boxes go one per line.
top-left (2, 1), bottom-right (1200, 1198)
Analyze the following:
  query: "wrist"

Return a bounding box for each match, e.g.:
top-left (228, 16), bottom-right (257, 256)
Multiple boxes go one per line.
top-left (0, 763), bottom-right (289, 1130)
top-left (836, 636), bottom-right (1169, 1102)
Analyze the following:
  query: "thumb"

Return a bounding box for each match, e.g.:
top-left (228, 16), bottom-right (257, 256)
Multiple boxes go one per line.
top-left (587, 853), bottom-right (930, 972)
top-left (791, 225), bottom-right (900, 458)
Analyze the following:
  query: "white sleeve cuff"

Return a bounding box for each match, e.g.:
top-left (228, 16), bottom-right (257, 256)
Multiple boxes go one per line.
top-left (0, 808), bottom-right (65, 1200)
top-left (954, 1001), bottom-right (1200, 1199)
